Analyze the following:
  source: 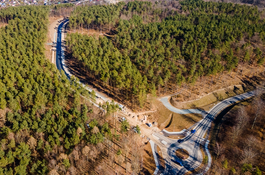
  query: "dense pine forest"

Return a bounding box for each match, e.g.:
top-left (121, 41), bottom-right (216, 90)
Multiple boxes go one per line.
top-left (0, 5), bottom-right (142, 175)
top-left (66, 0), bottom-right (265, 108)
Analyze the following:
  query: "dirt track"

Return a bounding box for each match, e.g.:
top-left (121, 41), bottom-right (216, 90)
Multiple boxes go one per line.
top-left (46, 17), bottom-right (64, 63)
top-left (48, 17), bottom-right (63, 43)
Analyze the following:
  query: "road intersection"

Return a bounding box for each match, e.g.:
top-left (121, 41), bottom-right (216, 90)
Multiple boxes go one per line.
top-left (150, 91), bottom-right (254, 174)
top-left (55, 19), bottom-right (255, 175)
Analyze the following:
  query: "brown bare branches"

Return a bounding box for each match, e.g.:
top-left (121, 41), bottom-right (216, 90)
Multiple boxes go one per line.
top-left (229, 106), bottom-right (249, 145)
top-left (251, 89), bottom-right (264, 129)
top-left (214, 142), bottom-right (225, 159)
top-left (241, 148), bottom-right (257, 164)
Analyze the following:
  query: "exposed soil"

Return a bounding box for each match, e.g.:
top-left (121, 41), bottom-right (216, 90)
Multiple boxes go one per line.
top-left (48, 17), bottom-right (63, 43)
top-left (175, 149), bottom-right (189, 160)
top-left (45, 17), bottom-right (64, 63)
top-left (0, 23), bottom-right (7, 28)
top-left (0, 108), bottom-right (11, 127)
top-left (44, 44), bottom-right (53, 63)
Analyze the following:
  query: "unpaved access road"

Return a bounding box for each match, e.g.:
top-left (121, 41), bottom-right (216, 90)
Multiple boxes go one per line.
top-left (47, 17), bottom-right (64, 64)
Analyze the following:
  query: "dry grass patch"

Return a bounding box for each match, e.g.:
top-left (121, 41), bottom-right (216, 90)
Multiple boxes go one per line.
top-left (153, 100), bottom-right (202, 131)
top-left (170, 65), bottom-right (265, 109)
top-left (68, 28), bottom-right (105, 39)
top-left (175, 149), bottom-right (189, 160)
top-left (171, 85), bottom-right (244, 111)
top-left (164, 113), bottom-right (202, 132)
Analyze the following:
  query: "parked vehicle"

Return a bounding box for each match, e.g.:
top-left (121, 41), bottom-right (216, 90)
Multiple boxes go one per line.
top-left (178, 139), bottom-right (183, 143)
top-left (172, 158), bottom-right (183, 166)
top-left (146, 123), bottom-right (152, 127)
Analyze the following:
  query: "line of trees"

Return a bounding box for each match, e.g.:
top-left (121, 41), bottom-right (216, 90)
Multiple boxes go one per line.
top-left (66, 0), bottom-right (265, 108)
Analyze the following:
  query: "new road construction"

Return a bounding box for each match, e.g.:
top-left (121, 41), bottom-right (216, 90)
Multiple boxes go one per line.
top-left (55, 19), bottom-right (255, 175)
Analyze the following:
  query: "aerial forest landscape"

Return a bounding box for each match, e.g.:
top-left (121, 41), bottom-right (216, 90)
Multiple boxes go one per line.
top-left (0, 0), bottom-right (265, 174)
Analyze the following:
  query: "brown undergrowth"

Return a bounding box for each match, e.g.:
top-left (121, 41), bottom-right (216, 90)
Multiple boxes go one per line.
top-left (208, 92), bottom-right (265, 174)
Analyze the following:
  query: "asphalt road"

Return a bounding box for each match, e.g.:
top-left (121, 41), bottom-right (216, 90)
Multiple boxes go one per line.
top-left (160, 96), bottom-right (203, 114)
top-left (55, 19), bottom-right (68, 76)
top-left (55, 19), bottom-right (111, 102)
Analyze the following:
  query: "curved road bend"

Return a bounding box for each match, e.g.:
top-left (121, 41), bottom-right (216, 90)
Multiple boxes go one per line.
top-left (55, 20), bottom-right (256, 175)
top-left (160, 96), bottom-right (204, 114)
top-left (56, 19), bottom-right (110, 102)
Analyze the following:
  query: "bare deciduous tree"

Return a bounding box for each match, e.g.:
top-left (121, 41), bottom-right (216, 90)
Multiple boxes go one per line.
top-left (108, 149), bottom-right (115, 168)
top-left (252, 96), bottom-right (264, 129)
top-left (69, 150), bottom-right (79, 161)
top-left (7, 132), bottom-right (14, 140)
top-left (82, 146), bottom-right (90, 161)
top-left (48, 169), bottom-right (59, 175)
top-left (27, 136), bottom-right (37, 150)
top-left (15, 129), bottom-right (29, 144)
top-left (244, 135), bottom-right (257, 149)
top-left (230, 125), bottom-right (241, 145)
top-left (214, 142), bottom-right (225, 159)
top-left (58, 153), bottom-right (68, 161)
top-left (241, 148), bottom-right (257, 164)
top-left (48, 159), bottom-right (57, 170)
top-left (67, 166), bottom-right (78, 175)
top-left (236, 106), bottom-right (249, 129)
top-left (76, 159), bottom-right (89, 174)
top-left (91, 126), bottom-right (100, 134)
top-left (89, 145), bottom-right (98, 161)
